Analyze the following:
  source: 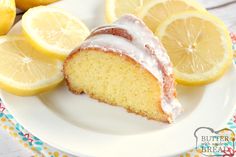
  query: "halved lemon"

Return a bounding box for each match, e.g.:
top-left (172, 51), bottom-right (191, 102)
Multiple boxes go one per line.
top-left (15, 0), bottom-right (59, 11)
top-left (0, 35), bottom-right (63, 96)
top-left (105, 0), bottom-right (148, 23)
top-left (138, 0), bottom-right (206, 32)
top-left (0, 0), bottom-right (16, 35)
top-left (22, 6), bottom-right (90, 60)
top-left (156, 11), bottom-right (233, 85)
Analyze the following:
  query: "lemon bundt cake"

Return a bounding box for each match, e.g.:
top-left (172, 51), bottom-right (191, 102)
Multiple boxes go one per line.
top-left (63, 15), bottom-right (182, 123)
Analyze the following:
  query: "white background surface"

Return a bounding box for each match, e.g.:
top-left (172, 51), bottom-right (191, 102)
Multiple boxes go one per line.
top-left (0, 128), bottom-right (33, 157)
top-left (0, 0), bottom-right (235, 157)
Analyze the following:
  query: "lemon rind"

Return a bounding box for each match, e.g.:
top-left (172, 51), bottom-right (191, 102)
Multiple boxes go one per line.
top-left (105, 0), bottom-right (116, 23)
top-left (0, 0), bottom-right (16, 35)
top-left (15, 0), bottom-right (59, 11)
top-left (0, 77), bottom-right (64, 96)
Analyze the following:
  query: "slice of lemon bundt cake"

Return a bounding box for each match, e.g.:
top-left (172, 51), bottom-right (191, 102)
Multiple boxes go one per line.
top-left (63, 15), bottom-right (182, 123)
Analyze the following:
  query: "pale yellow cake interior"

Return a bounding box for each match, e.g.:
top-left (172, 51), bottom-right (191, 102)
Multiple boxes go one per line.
top-left (64, 50), bottom-right (169, 122)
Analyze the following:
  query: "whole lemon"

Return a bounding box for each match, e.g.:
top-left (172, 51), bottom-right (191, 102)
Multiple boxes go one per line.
top-left (0, 0), bottom-right (16, 35)
top-left (16, 0), bottom-right (59, 11)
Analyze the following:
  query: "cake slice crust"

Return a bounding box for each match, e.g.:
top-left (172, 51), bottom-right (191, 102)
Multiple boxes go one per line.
top-left (64, 49), bottom-right (170, 122)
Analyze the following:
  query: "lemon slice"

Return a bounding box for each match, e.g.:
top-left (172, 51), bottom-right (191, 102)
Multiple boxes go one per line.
top-left (16, 0), bottom-right (59, 11)
top-left (105, 0), bottom-right (148, 23)
top-left (22, 6), bottom-right (90, 60)
top-left (156, 11), bottom-right (233, 85)
top-left (138, 0), bottom-right (206, 32)
top-left (0, 35), bottom-right (63, 96)
top-left (0, 0), bottom-right (16, 35)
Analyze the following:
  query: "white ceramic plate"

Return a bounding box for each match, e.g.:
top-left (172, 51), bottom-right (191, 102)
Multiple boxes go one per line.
top-left (1, 0), bottom-right (236, 156)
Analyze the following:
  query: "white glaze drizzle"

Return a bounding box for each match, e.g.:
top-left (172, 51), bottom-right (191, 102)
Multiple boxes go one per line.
top-left (80, 15), bottom-right (182, 121)
top-left (81, 34), bottom-right (164, 82)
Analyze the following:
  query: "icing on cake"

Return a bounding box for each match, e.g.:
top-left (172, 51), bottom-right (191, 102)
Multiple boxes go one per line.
top-left (78, 15), bottom-right (182, 122)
